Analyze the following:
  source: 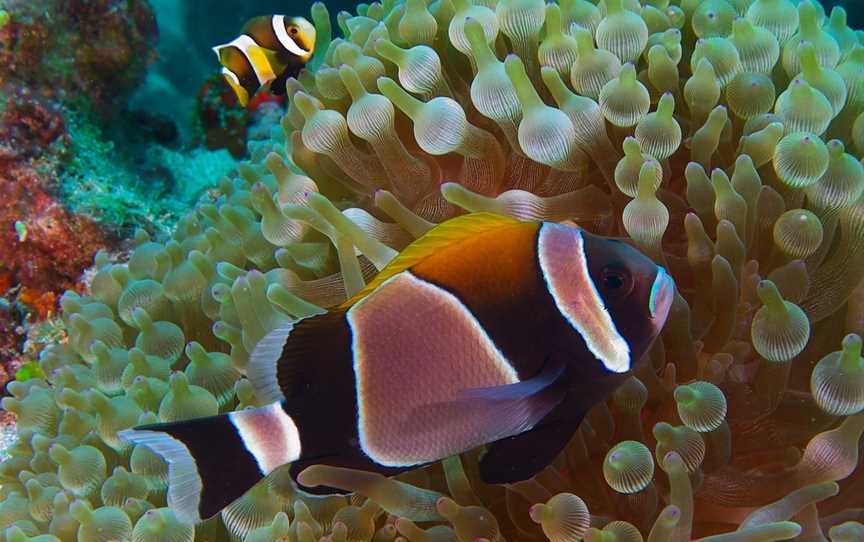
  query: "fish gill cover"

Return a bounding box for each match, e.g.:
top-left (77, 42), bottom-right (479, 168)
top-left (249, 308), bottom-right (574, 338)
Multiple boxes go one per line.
top-left (2, 0), bottom-right (864, 540)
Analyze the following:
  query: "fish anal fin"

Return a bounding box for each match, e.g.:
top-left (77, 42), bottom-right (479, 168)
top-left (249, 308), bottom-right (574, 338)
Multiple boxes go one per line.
top-left (341, 212), bottom-right (523, 308)
top-left (479, 415), bottom-right (584, 485)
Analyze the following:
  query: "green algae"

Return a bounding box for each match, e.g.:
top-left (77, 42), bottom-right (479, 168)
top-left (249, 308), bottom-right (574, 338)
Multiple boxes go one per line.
top-left (58, 108), bottom-right (236, 234)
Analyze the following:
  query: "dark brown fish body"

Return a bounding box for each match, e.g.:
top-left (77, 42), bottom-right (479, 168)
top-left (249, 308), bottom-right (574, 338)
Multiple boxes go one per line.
top-left (121, 214), bottom-right (675, 523)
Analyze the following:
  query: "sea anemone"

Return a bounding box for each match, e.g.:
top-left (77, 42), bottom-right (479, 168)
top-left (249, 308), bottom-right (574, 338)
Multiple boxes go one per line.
top-left (3, 0), bottom-right (864, 540)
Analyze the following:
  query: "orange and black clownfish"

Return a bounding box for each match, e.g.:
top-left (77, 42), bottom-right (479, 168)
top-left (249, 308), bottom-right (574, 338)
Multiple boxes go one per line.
top-left (120, 213), bottom-right (676, 523)
top-left (212, 15), bottom-right (316, 107)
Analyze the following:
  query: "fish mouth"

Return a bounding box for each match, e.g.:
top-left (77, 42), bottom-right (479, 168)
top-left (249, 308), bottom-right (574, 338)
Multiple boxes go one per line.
top-left (648, 267), bottom-right (675, 324)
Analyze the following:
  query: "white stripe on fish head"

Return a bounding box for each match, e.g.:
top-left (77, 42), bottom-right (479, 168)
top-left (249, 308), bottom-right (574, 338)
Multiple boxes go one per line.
top-left (273, 14), bottom-right (313, 58)
top-left (537, 223), bottom-right (631, 373)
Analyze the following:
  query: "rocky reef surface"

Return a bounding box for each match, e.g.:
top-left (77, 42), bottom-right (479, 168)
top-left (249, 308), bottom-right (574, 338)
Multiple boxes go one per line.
top-left (3, 0), bottom-right (864, 540)
top-left (0, 0), bottom-right (239, 388)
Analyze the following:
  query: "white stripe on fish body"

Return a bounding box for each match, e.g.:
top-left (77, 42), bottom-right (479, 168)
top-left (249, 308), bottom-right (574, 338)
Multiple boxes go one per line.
top-left (537, 223), bottom-right (631, 373)
top-left (347, 271), bottom-right (522, 467)
top-left (214, 34), bottom-right (276, 86)
top-left (229, 403), bottom-right (302, 474)
top-left (273, 14), bottom-right (312, 58)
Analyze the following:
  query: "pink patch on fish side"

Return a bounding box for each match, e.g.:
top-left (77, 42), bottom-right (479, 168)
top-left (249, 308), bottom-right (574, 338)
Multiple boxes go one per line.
top-left (347, 272), bottom-right (520, 466)
top-left (229, 403), bottom-right (301, 474)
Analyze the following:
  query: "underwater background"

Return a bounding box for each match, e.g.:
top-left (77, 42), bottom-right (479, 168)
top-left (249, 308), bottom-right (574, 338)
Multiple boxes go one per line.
top-left (2, 0), bottom-right (864, 539)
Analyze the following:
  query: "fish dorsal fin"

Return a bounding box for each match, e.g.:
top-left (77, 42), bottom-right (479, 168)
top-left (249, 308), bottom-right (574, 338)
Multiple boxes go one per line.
top-left (340, 212), bottom-right (522, 308)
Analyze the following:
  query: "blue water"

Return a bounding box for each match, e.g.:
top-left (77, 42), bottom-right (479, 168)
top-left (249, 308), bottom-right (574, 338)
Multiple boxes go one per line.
top-left (134, 0), bottom-right (356, 136)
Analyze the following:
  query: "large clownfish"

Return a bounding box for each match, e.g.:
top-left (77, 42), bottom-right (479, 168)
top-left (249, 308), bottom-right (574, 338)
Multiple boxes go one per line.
top-left (212, 15), bottom-right (316, 107)
top-left (120, 213), bottom-right (676, 523)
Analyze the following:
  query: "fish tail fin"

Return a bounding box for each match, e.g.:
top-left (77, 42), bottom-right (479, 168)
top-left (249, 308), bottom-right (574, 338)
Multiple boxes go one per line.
top-left (118, 402), bottom-right (301, 523)
top-left (220, 68), bottom-right (250, 107)
top-left (211, 44), bottom-right (229, 58)
top-left (246, 323), bottom-right (294, 404)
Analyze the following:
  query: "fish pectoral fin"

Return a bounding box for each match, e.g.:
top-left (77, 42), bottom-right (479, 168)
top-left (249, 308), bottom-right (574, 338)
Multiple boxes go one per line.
top-left (403, 357), bottom-right (568, 447)
top-left (478, 415), bottom-right (583, 484)
top-left (455, 355), bottom-right (566, 402)
top-left (477, 370), bottom-right (588, 484)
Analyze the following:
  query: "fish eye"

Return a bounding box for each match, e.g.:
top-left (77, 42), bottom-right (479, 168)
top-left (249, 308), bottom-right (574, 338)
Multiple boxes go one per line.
top-left (289, 26), bottom-right (299, 35)
top-left (600, 266), bottom-right (634, 299)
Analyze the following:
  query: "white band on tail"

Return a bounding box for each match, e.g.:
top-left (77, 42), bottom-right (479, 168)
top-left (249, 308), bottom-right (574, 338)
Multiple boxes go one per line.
top-left (220, 67), bottom-right (242, 88)
top-left (117, 429), bottom-right (204, 524)
top-left (229, 403), bottom-right (302, 474)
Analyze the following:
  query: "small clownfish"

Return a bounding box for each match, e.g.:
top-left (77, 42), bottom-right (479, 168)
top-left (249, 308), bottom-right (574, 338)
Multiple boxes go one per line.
top-left (120, 213), bottom-right (676, 524)
top-left (212, 15), bottom-right (316, 107)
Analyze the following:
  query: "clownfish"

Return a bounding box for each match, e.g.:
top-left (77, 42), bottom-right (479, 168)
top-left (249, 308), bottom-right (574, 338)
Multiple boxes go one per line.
top-left (119, 213), bottom-right (675, 523)
top-left (212, 15), bottom-right (316, 107)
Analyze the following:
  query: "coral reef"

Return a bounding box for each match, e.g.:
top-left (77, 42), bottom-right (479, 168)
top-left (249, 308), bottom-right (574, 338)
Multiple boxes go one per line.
top-left (0, 0), bottom-right (157, 111)
top-left (0, 83), bottom-right (116, 387)
top-left (0, 84), bottom-right (111, 294)
top-left (0, 0), bottom-right (235, 389)
top-left (3, 0), bottom-right (864, 541)
top-left (0, 0), bottom-right (159, 287)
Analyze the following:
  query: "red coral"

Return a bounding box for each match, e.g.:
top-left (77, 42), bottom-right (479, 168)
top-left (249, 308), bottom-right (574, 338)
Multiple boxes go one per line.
top-left (0, 0), bottom-right (154, 384)
top-left (0, 94), bottom-right (67, 160)
top-left (18, 288), bottom-right (56, 320)
top-left (0, 90), bottom-right (113, 295)
top-left (0, 163), bottom-right (111, 293)
top-left (249, 91), bottom-right (286, 113)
